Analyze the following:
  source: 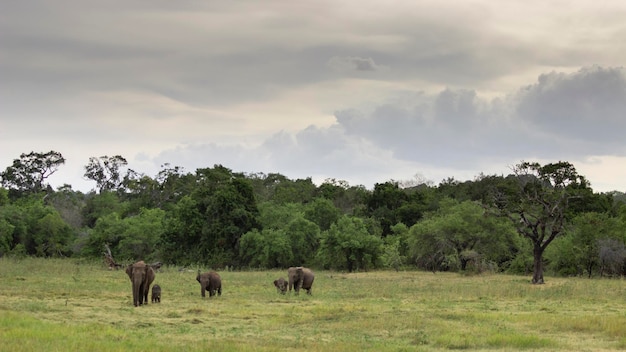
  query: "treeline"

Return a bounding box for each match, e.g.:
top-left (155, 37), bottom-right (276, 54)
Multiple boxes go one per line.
top-left (1, 151), bottom-right (625, 281)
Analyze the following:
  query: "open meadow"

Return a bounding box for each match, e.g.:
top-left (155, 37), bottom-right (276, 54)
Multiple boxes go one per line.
top-left (2, 258), bottom-right (626, 351)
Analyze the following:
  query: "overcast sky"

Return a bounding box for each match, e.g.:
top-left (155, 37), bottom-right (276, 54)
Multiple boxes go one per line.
top-left (2, 1), bottom-right (626, 193)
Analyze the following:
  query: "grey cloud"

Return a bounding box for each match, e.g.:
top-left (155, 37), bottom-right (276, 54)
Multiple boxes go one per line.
top-left (515, 66), bottom-right (626, 147)
top-left (327, 56), bottom-right (385, 72)
top-left (331, 67), bottom-right (626, 168)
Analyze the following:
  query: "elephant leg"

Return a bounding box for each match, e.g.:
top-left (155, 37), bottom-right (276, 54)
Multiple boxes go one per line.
top-left (139, 286), bottom-right (144, 305)
top-left (296, 276), bottom-right (303, 295)
top-left (143, 287), bottom-right (149, 304)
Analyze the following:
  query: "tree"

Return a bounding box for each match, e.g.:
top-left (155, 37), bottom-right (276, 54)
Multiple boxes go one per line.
top-left (597, 238), bottom-right (626, 277)
top-left (82, 191), bottom-right (126, 228)
top-left (285, 217), bottom-right (320, 265)
top-left (318, 216), bottom-right (383, 272)
top-left (124, 164), bottom-right (194, 211)
top-left (117, 208), bottom-right (165, 261)
top-left (493, 161), bottom-right (590, 284)
top-left (239, 228), bottom-right (293, 268)
top-left (272, 177), bottom-right (317, 205)
top-left (0, 198), bottom-right (73, 257)
top-left (408, 198), bottom-right (517, 272)
top-left (159, 196), bottom-right (203, 264)
top-left (0, 151), bottom-right (65, 195)
top-left (304, 198), bottom-right (341, 231)
top-left (84, 155), bottom-right (129, 193)
top-left (547, 212), bottom-right (622, 277)
top-left (159, 165), bottom-right (260, 267)
top-left (381, 223), bottom-right (409, 271)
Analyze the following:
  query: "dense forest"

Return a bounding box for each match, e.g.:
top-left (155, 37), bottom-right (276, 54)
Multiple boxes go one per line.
top-left (1, 151), bottom-right (625, 283)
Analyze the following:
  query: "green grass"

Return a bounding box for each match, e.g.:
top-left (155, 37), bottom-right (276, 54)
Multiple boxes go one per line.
top-left (2, 258), bottom-right (626, 351)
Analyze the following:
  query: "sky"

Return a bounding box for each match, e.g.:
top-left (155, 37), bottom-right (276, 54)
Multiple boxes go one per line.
top-left (2, 1), bottom-right (626, 193)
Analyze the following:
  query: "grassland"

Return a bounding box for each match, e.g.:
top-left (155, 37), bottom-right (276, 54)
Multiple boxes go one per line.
top-left (1, 258), bottom-right (626, 351)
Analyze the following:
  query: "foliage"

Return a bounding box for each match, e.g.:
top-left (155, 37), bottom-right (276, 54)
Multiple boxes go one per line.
top-left (239, 228), bottom-right (293, 268)
top-left (83, 155), bottom-right (130, 193)
top-left (408, 199), bottom-right (517, 273)
top-left (124, 163), bottom-right (195, 211)
top-left (81, 191), bottom-right (126, 228)
top-left (546, 212), bottom-right (624, 277)
top-left (159, 195), bottom-right (203, 264)
top-left (46, 186), bottom-right (87, 228)
top-left (240, 207), bottom-right (320, 268)
top-left (303, 197), bottom-right (341, 231)
top-left (0, 151), bottom-right (65, 195)
top-left (159, 165), bottom-right (260, 267)
top-left (317, 215), bottom-right (383, 272)
top-left (0, 199), bottom-right (73, 257)
top-left (273, 177), bottom-right (317, 205)
top-left (366, 181), bottom-right (433, 236)
top-left (2, 151), bottom-right (625, 279)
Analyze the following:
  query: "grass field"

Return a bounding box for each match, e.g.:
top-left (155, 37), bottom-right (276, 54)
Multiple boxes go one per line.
top-left (2, 258), bottom-right (626, 351)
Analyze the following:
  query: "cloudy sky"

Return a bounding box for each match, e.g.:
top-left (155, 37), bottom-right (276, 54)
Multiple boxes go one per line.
top-left (2, 1), bottom-right (626, 193)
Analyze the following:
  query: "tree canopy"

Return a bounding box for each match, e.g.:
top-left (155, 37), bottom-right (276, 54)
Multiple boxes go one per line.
top-left (2, 151), bottom-right (626, 283)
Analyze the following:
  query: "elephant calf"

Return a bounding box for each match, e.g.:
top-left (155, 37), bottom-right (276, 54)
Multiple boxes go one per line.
top-left (273, 277), bottom-right (288, 294)
top-left (196, 270), bottom-right (222, 298)
top-left (288, 266), bottom-right (315, 295)
top-left (152, 284), bottom-right (161, 303)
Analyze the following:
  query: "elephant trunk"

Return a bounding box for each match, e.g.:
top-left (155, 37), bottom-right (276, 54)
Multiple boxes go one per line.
top-left (133, 278), bottom-right (142, 306)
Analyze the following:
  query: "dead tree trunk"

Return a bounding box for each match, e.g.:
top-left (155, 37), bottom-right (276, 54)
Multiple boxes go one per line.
top-left (103, 244), bottom-right (122, 270)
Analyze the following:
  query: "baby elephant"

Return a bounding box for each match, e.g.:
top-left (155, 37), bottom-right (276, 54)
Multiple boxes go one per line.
top-left (273, 277), bottom-right (288, 294)
top-left (196, 270), bottom-right (222, 298)
top-left (151, 284), bottom-right (161, 303)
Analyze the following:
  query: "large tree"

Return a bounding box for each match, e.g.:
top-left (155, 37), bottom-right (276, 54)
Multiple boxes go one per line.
top-left (318, 215), bottom-right (383, 272)
top-left (84, 155), bottom-right (129, 193)
top-left (493, 161), bottom-right (590, 284)
top-left (160, 165), bottom-right (260, 266)
top-left (0, 151), bottom-right (65, 194)
top-left (408, 198), bottom-right (517, 272)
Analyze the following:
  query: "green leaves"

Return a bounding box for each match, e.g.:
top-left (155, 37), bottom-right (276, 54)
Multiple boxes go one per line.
top-left (318, 216), bottom-right (383, 272)
top-left (83, 155), bottom-right (129, 193)
top-left (0, 151), bottom-right (65, 194)
top-left (408, 199), bottom-right (517, 272)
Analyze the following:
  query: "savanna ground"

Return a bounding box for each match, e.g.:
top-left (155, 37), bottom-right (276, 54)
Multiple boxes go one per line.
top-left (1, 258), bottom-right (626, 351)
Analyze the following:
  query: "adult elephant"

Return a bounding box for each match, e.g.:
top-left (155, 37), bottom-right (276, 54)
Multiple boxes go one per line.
top-left (287, 266), bottom-right (314, 295)
top-left (125, 261), bottom-right (156, 307)
top-left (196, 270), bottom-right (222, 298)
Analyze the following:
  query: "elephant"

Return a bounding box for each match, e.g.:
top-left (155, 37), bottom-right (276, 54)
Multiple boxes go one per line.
top-left (287, 266), bottom-right (314, 295)
top-left (151, 284), bottom-right (161, 303)
top-left (196, 270), bottom-right (222, 298)
top-left (273, 277), bottom-right (288, 294)
top-left (125, 261), bottom-right (156, 307)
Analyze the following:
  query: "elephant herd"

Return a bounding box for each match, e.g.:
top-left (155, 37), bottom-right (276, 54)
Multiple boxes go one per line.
top-left (125, 261), bottom-right (314, 307)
